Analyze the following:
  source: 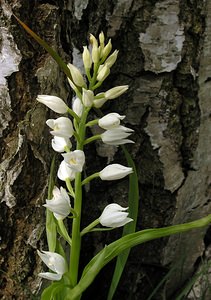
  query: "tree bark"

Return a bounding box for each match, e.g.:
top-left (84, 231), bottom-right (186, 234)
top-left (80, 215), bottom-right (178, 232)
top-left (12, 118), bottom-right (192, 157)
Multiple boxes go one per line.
top-left (0, 0), bottom-right (210, 299)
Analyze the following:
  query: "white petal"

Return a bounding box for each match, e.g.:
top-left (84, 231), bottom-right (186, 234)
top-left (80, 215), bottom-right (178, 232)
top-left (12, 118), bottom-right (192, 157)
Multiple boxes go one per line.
top-left (37, 250), bottom-right (67, 274)
top-left (38, 272), bottom-right (62, 281)
top-left (57, 161), bottom-right (76, 181)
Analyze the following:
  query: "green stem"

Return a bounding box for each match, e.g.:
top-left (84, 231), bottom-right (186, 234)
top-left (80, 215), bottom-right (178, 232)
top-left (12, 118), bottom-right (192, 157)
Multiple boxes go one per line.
top-left (81, 219), bottom-right (100, 237)
top-left (85, 119), bottom-right (99, 127)
top-left (92, 81), bottom-right (103, 91)
top-left (89, 62), bottom-right (100, 90)
top-left (65, 179), bottom-right (75, 198)
top-left (81, 172), bottom-right (100, 186)
top-left (67, 108), bottom-right (80, 123)
top-left (69, 108), bottom-right (90, 287)
top-left (84, 135), bottom-right (101, 145)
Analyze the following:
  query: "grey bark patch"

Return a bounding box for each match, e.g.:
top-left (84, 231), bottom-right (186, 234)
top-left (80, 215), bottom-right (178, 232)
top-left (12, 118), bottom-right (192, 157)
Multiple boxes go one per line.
top-left (139, 0), bottom-right (185, 73)
top-left (0, 4), bottom-right (21, 136)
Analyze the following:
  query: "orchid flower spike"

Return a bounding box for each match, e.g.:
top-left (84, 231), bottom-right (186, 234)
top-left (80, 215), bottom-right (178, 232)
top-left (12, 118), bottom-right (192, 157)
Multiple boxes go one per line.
top-left (99, 203), bottom-right (133, 228)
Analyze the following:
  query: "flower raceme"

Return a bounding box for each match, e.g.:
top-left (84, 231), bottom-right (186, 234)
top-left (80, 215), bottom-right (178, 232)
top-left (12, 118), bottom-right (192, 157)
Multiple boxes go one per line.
top-left (46, 117), bottom-right (74, 138)
top-left (99, 164), bottom-right (133, 181)
top-left (37, 250), bottom-right (68, 281)
top-left (43, 186), bottom-right (71, 220)
top-left (99, 203), bottom-right (133, 228)
top-left (36, 95), bottom-right (68, 114)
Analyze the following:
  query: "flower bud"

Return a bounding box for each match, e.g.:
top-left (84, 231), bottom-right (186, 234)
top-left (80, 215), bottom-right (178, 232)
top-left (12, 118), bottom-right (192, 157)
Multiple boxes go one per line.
top-left (98, 113), bottom-right (125, 130)
top-left (99, 203), bottom-right (133, 228)
top-left (99, 31), bottom-right (105, 47)
top-left (36, 95), bottom-right (68, 114)
top-left (89, 33), bottom-right (98, 47)
top-left (101, 39), bottom-right (112, 59)
top-left (92, 43), bottom-right (100, 64)
top-left (72, 97), bottom-right (83, 117)
top-left (105, 85), bottom-right (128, 99)
top-left (97, 64), bottom-right (110, 82)
top-left (99, 164), bottom-right (133, 181)
top-left (82, 88), bottom-right (94, 107)
top-left (67, 63), bottom-right (86, 87)
top-left (83, 46), bottom-right (92, 69)
top-left (93, 92), bottom-right (106, 108)
top-left (105, 50), bottom-right (119, 68)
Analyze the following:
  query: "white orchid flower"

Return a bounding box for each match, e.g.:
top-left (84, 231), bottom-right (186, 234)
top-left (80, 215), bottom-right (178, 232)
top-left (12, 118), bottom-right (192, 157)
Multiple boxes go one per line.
top-left (43, 186), bottom-right (71, 220)
top-left (101, 125), bottom-right (134, 145)
top-left (51, 136), bottom-right (72, 152)
top-left (57, 160), bottom-right (76, 181)
top-left (37, 250), bottom-right (68, 281)
top-left (36, 95), bottom-right (68, 114)
top-left (99, 203), bottom-right (133, 228)
top-left (46, 117), bottom-right (74, 138)
top-left (62, 150), bottom-right (85, 172)
top-left (98, 113), bottom-right (125, 130)
top-left (99, 164), bottom-right (133, 180)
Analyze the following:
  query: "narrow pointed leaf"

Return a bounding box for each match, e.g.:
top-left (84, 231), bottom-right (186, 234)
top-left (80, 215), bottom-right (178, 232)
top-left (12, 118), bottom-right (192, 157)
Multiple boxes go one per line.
top-left (82, 215), bottom-right (211, 282)
top-left (46, 156), bottom-right (57, 252)
top-left (13, 15), bottom-right (72, 80)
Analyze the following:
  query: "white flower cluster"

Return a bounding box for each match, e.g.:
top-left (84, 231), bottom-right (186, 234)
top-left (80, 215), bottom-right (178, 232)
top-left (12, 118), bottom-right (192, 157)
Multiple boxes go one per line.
top-left (36, 32), bottom-right (134, 281)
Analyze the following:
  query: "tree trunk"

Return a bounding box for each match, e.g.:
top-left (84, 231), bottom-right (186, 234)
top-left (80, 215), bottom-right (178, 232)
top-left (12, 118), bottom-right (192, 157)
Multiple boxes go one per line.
top-left (0, 0), bottom-right (210, 299)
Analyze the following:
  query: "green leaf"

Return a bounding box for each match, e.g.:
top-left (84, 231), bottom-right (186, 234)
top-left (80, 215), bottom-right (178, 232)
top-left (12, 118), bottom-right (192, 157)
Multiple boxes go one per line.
top-left (13, 15), bottom-right (72, 80)
top-left (41, 282), bottom-right (61, 300)
top-left (82, 215), bottom-right (211, 285)
top-left (107, 146), bottom-right (139, 300)
top-left (46, 156), bottom-right (57, 252)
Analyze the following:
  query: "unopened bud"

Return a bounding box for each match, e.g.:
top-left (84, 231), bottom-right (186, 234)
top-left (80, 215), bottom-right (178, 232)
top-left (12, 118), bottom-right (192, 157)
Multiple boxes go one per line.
top-left (97, 64), bottom-right (110, 82)
top-left (101, 39), bottom-right (112, 59)
top-left (83, 46), bottom-right (92, 69)
top-left (67, 63), bottom-right (86, 87)
top-left (105, 85), bottom-right (128, 99)
top-left (82, 88), bottom-right (94, 107)
top-left (105, 50), bottom-right (119, 68)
